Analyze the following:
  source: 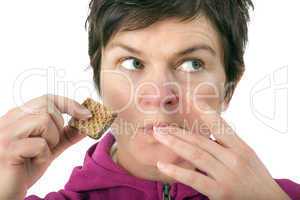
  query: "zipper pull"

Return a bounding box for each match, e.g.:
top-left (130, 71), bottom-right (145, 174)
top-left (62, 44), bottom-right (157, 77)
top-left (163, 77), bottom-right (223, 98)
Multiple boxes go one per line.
top-left (163, 183), bottom-right (171, 200)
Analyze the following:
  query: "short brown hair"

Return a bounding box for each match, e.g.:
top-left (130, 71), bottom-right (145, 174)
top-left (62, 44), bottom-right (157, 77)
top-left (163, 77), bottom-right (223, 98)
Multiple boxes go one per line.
top-left (86, 0), bottom-right (254, 103)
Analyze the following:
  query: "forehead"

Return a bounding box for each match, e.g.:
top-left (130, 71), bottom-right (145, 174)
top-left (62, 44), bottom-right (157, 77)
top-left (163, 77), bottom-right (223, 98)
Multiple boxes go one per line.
top-left (105, 16), bottom-right (223, 58)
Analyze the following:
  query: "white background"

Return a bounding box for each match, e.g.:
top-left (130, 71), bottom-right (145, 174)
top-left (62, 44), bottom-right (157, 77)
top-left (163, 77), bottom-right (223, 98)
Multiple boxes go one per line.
top-left (0, 0), bottom-right (299, 198)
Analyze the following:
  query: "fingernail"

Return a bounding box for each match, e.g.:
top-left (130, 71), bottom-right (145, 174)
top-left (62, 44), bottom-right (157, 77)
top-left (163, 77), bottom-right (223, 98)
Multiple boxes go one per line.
top-left (154, 127), bottom-right (169, 135)
top-left (157, 161), bottom-right (168, 170)
top-left (153, 129), bottom-right (170, 143)
top-left (80, 108), bottom-right (93, 117)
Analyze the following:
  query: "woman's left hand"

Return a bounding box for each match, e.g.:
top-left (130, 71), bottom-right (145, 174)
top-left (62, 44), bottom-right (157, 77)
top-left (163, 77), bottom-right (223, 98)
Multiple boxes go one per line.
top-left (154, 101), bottom-right (290, 200)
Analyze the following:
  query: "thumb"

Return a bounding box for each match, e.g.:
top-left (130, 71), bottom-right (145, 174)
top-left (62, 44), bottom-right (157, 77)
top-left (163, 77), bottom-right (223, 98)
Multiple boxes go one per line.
top-left (52, 126), bottom-right (86, 158)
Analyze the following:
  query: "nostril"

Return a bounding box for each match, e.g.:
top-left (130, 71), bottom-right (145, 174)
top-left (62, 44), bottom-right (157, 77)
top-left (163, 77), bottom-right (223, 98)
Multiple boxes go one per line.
top-left (166, 99), bottom-right (174, 105)
top-left (164, 95), bottom-right (179, 106)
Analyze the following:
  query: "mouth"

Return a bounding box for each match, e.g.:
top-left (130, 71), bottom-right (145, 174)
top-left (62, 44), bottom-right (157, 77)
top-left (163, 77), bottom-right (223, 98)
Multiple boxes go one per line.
top-left (138, 121), bottom-right (184, 134)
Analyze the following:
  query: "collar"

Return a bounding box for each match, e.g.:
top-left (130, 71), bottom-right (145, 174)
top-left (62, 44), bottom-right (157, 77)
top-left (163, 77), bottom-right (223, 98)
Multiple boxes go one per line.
top-left (65, 130), bottom-right (206, 199)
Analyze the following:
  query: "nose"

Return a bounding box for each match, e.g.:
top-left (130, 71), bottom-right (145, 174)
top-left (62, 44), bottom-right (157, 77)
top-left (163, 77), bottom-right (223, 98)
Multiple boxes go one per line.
top-left (136, 75), bottom-right (179, 112)
top-left (138, 87), bottom-right (179, 107)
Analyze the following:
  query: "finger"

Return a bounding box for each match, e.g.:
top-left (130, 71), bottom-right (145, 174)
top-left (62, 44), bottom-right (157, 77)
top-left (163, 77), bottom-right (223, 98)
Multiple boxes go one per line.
top-left (157, 161), bottom-right (216, 197)
top-left (52, 126), bottom-right (86, 158)
top-left (44, 94), bottom-right (92, 120)
top-left (46, 102), bottom-right (64, 134)
top-left (1, 106), bottom-right (65, 151)
top-left (8, 137), bottom-right (51, 165)
top-left (154, 127), bottom-right (228, 179)
top-left (0, 105), bottom-right (61, 131)
top-left (29, 103), bottom-right (65, 134)
top-left (2, 95), bottom-right (92, 129)
top-left (162, 126), bottom-right (237, 169)
top-left (188, 98), bottom-right (241, 148)
top-left (3, 113), bottom-right (60, 149)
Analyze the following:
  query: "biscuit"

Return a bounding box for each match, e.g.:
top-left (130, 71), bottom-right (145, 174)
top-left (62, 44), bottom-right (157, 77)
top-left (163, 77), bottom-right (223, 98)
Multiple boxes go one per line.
top-left (68, 98), bottom-right (117, 139)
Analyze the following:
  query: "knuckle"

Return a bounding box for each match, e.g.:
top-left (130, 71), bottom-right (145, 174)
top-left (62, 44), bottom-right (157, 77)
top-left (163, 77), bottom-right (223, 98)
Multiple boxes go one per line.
top-left (52, 113), bottom-right (64, 129)
top-left (41, 106), bottom-right (55, 117)
top-left (243, 146), bottom-right (256, 158)
top-left (190, 149), bottom-right (203, 161)
top-left (231, 147), bottom-right (257, 170)
top-left (231, 154), bottom-right (248, 170)
top-left (38, 113), bottom-right (52, 130)
top-left (37, 113), bottom-right (60, 147)
top-left (37, 94), bottom-right (53, 108)
top-left (42, 93), bottom-right (53, 100)
top-left (39, 112), bottom-right (52, 123)
top-left (52, 133), bottom-right (60, 147)
top-left (23, 95), bottom-right (47, 109)
top-left (242, 147), bottom-right (258, 167)
top-left (42, 94), bottom-right (51, 105)
top-left (38, 138), bottom-right (48, 150)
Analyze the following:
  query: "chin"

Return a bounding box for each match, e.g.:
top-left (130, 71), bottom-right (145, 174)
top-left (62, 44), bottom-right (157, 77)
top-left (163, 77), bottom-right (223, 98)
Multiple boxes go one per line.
top-left (132, 140), bottom-right (193, 168)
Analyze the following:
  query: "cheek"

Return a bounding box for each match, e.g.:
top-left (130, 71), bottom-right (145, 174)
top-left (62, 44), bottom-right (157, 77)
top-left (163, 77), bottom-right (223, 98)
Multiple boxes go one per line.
top-left (187, 76), bottom-right (225, 110)
top-left (180, 80), bottom-right (224, 136)
top-left (101, 71), bottom-right (138, 138)
top-left (101, 71), bottom-right (133, 113)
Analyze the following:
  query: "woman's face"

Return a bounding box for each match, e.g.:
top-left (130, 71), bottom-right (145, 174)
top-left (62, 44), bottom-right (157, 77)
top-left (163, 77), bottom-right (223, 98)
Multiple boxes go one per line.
top-left (100, 17), bottom-right (226, 169)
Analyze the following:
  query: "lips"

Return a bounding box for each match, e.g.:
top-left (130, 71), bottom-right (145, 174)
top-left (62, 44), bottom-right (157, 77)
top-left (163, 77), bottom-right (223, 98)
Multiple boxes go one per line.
top-left (139, 122), bottom-right (182, 133)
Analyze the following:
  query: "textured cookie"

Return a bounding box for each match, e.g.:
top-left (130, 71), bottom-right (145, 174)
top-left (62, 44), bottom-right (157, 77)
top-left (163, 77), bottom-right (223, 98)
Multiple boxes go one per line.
top-left (68, 98), bottom-right (117, 139)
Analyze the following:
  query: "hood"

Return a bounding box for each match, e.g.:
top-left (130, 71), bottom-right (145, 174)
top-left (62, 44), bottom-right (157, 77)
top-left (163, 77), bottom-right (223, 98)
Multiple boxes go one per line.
top-left (64, 131), bottom-right (207, 200)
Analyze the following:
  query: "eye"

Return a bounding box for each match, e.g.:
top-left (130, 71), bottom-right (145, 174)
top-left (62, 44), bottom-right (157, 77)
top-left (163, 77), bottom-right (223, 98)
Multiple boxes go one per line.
top-left (119, 57), bottom-right (144, 71)
top-left (177, 59), bottom-right (204, 73)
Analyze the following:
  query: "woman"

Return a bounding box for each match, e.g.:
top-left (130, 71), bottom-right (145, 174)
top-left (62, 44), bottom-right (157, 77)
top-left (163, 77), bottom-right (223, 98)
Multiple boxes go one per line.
top-left (0, 0), bottom-right (299, 199)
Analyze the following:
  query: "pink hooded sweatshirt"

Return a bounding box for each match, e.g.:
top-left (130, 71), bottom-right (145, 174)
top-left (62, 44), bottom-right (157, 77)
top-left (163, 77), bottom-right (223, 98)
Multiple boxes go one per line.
top-left (25, 131), bottom-right (300, 200)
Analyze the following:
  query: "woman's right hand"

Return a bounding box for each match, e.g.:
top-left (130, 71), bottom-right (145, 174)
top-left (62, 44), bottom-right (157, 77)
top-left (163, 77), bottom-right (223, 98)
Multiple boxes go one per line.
top-left (0, 94), bottom-right (92, 200)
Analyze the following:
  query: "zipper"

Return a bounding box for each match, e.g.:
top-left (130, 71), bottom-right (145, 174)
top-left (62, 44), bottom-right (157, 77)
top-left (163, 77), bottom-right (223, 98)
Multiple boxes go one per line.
top-left (163, 183), bottom-right (171, 200)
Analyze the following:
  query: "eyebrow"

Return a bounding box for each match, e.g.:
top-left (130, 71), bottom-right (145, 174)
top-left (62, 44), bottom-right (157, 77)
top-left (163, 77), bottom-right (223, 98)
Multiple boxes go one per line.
top-left (107, 42), bottom-right (217, 57)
